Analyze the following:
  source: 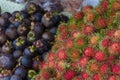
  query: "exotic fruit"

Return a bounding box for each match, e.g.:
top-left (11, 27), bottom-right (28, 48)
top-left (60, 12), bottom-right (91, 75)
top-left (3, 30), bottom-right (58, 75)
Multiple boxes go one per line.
top-left (38, 0), bottom-right (120, 80)
top-left (0, 1), bottom-right (68, 80)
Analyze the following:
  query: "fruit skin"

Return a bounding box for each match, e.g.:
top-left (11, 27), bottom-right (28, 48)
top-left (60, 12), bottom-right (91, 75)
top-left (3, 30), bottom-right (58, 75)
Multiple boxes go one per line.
top-left (112, 1), bottom-right (120, 11)
top-left (86, 11), bottom-right (96, 22)
top-left (112, 64), bottom-right (120, 75)
top-left (42, 32), bottom-right (55, 42)
top-left (83, 5), bottom-right (93, 13)
top-left (101, 0), bottom-right (109, 11)
top-left (33, 39), bottom-right (51, 54)
top-left (79, 57), bottom-right (89, 67)
top-left (93, 74), bottom-right (101, 80)
top-left (10, 75), bottom-right (22, 80)
top-left (21, 56), bottom-right (33, 68)
top-left (108, 75), bottom-right (118, 80)
top-left (95, 51), bottom-right (106, 61)
top-left (5, 27), bottom-right (17, 40)
top-left (0, 32), bottom-right (7, 46)
top-left (13, 50), bottom-right (23, 59)
top-left (41, 12), bottom-right (59, 28)
top-left (84, 47), bottom-right (95, 57)
top-left (65, 38), bottom-right (74, 49)
top-left (97, 18), bottom-right (107, 28)
top-left (81, 72), bottom-right (89, 79)
top-left (102, 38), bottom-right (111, 48)
top-left (64, 70), bottom-right (76, 80)
top-left (0, 54), bottom-right (16, 70)
top-left (99, 64), bottom-right (109, 75)
top-left (74, 12), bottom-right (84, 20)
top-left (33, 22), bottom-right (45, 35)
top-left (14, 66), bottom-right (27, 78)
top-left (84, 25), bottom-right (95, 35)
top-left (57, 49), bottom-right (68, 60)
top-left (42, 71), bottom-right (51, 80)
top-left (24, 46), bottom-right (37, 58)
top-left (109, 42), bottom-right (120, 54)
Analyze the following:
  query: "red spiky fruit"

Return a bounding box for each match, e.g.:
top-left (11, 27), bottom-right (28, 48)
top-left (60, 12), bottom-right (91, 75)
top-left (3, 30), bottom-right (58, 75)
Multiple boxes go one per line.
top-left (86, 11), bottom-right (96, 22)
top-left (42, 71), bottom-right (51, 80)
top-left (97, 18), bottom-right (107, 28)
top-left (109, 42), bottom-right (120, 54)
top-left (79, 57), bottom-right (89, 67)
top-left (84, 47), bottom-right (95, 57)
top-left (56, 61), bottom-right (66, 71)
top-left (96, 6), bottom-right (104, 15)
top-left (74, 12), bottom-right (84, 20)
top-left (93, 74), bottom-right (102, 80)
top-left (90, 62), bottom-right (99, 72)
top-left (81, 72), bottom-right (89, 79)
top-left (112, 1), bottom-right (120, 11)
top-left (71, 49), bottom-right (80, 59)
top-left (90, 35), bottom-right (99, 46)
top-left (64, 70), bottom-right (76, 80)
top-left (95, 51), bottom-right (106, 61)
top-left (65, 38), bottom-right (74, 49)
top-left (71, 24), bottom-right (78, 30)
top-left (47, 52), bottom-right (55, 61)
top-left (112, 64), bottom-right (120, 75)
top-left (102, 38), bottom-right (111, 47)
top-left (83, 5), bottom-right (93, 13)
top-left (84, 25), bottom-right (95, 35)
top-left (101, 0), bottom-right (109, 11)
top-left (100, 64), bottom-right (109, 75)
top-left (57, 49), bottom-right (68, 60)
top-left (108, 75), bottom-right (118, 80)
top-left (77, 38), bottom-right (85, 46)
top-left (113, 30), bottom-right (120, 39)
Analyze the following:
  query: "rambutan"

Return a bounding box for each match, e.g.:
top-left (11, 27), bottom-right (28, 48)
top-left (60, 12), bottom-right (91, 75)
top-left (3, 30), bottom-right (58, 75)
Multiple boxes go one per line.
top-left (57, 49), bottom-right (68, 60)
top-left (83, 5), bottom-right (93, 13)
top-left (90, 35), bottom-right (99, 46)
top-left (93, 74), bottom-right (102, 80)
top-left (86, 11), bottom-right (96, 22)
top-left (97, 18), bottom-right (107, 28)
top-left (109, 42), bottom-right (120, 55)
top-left (65, 38), bottom-right (74, 49)
top-left (101, 0), bottom-right (109, 11)
top-left (99, 64), bottom-right (109, 75)
top-left (112, 1), bottom-right (120, 11)
top-left (84, 47), bottom-right (95, 57)
top-left (71, 49), bottom-right (80, 59)
top-left (74, 12), bottom-right (84, 20)
top-left (108, 75), bottom-right (118, 80)
top-left (102, 38), bottom-right (111, 48)
top-left (64, 70), bottom-right (76, 80)
top-left (81, 72), bottom-right (89, 79)
top-left (95, 51), bottom-right (106, 61)
top-left (79, 57), bottom-right (89, 67)
top-left (84, 24), bottom-right (95, 35)
top-left (112, 64), bottom-right (120, 75)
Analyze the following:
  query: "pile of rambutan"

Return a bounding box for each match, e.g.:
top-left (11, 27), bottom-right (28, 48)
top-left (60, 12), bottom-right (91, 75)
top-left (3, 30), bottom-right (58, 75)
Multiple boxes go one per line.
top-left (37, 0), bottom-right (120, 80)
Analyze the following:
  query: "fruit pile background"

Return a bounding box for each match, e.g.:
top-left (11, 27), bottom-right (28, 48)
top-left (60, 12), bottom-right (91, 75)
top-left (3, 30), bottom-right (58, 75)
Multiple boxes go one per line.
top-left (37, 0), bottom-right (120, 80)
top-left (0, 1), bottom-right (69, 80)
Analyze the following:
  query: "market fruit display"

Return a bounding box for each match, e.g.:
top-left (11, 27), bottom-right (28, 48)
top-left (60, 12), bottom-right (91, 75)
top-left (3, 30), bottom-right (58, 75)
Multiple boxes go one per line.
top-left (37, 0), bottom-right (120, 80)
top-left (0, 2), bottom-right (68, 80)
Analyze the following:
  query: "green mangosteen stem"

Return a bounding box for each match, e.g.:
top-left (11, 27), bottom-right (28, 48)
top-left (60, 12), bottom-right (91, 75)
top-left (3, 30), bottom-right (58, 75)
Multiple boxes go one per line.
top-left (30, 45), bottom-right (36, 53)
top-left (28, 70), bottom-right (37, 79)
top-left (27, 31), bottom-right (36, 41)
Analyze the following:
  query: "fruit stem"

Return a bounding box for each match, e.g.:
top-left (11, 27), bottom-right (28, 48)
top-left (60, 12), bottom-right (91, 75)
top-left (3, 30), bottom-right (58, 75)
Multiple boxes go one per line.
top-left (28, 70), bottom-right (37, 79)
top-left (30, 45), bottom-right (36, 53)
